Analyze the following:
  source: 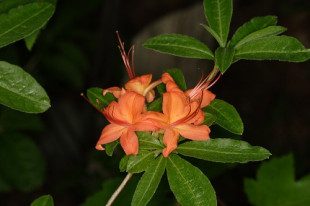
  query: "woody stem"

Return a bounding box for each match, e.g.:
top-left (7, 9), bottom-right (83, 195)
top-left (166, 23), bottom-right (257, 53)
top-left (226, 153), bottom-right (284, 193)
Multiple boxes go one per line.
top-left (106, 173), bottom-right (133, 206)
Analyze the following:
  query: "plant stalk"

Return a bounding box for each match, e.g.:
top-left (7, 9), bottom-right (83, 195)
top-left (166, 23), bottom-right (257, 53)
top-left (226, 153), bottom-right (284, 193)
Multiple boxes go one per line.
top-left (106, 173), bottom-right (133, 206)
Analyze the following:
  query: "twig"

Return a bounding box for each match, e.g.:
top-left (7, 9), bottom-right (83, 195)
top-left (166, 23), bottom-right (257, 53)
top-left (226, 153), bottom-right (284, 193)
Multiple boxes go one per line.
top-left (106, 173), bottom-right (133, 206)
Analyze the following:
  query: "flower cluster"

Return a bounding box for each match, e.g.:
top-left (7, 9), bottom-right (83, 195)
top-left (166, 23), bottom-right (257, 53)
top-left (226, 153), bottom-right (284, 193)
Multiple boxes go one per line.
top-left (94, 33), bottom-right (219, 157)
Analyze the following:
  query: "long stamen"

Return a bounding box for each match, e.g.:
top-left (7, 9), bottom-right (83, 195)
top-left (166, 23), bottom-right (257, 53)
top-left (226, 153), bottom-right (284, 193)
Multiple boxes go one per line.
top-left (81, 93), bottom-right (103, 113)
top-left (116, 31), bottom-right (135, 79)
top-left (207, 73), bottom-right (221, 89)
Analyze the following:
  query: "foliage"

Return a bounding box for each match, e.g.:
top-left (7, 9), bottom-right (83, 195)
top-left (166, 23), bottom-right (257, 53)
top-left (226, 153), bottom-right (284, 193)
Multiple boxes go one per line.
top-left (244, 154), bottom-right (310, 206)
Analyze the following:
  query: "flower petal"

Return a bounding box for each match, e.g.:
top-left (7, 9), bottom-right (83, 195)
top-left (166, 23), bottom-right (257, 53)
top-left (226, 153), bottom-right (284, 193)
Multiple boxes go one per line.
top-left (185, 89), bottom-right (216, 108)
top-left (162, 128), bottom-right (179, 157)
top-left (95, 124), bottom-right (125, 150)
top-left (161, 73), bottom-right (182, 93)
top-left (163, 92), bottom-right (189, 123)
top-left (120, 129), bottom-right (139, 155)
top-left (175, 123), bottom-right (211, 141)
top-left (125, 74), bottom-right (152, 95)
top-left (114, 91), bottom-right (145, 123)
top-left (103, 87), bottom-right (123, 98)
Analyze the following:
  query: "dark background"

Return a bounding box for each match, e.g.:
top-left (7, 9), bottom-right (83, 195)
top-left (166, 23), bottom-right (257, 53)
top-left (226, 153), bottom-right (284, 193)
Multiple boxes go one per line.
top-left (0, 0), bottom-right (310, 205)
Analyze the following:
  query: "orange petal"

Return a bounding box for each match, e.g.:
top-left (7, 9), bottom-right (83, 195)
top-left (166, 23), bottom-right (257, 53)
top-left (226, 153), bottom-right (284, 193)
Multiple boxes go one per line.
top-left (144, 111), bottom-right (169, 128)
top-left (132, 119), bottom-right (159, 131)
top-left (175, 123), bottom-right (211, 141)
top-left (163, 92), bottom-right (189, 123)
top-left (161, 73), bottom-right (182, 93)
top-left (145, 89), bottom-right (155, 103)
top-left (185, 89), bottom-right (216, 108)
top-left (120, 129), bottom-right (139, 155)
top-left (95, 124), bottom-right (125, 150)
top-left (114, 91), bottom-right (145, 123)
top-left (103, 87), bottom-right (122, 98)
top-left (125, 74), bottom-right (152, 95)
top-left (162, 128), bottom-right (179, 157)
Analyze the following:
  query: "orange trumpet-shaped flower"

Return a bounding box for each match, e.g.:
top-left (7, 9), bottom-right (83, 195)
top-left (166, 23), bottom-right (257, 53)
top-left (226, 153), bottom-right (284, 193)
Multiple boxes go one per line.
top-left (147, 91), bottom-right (211, 157)
top-left (103, 33), bottom-right (160, 102)
top-left (161, 72), bottom-right (216, 108)
top-left (96, 91), bottom-right (158, 155)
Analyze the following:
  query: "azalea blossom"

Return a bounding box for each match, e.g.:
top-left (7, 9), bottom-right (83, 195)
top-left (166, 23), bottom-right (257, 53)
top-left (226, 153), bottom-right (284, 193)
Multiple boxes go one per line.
top-left (147, 91), bottom-right (211, 157)
top-left (103, 32), bottom-right (161, 102)
top-left (95, 91), bottom-right (158, 155)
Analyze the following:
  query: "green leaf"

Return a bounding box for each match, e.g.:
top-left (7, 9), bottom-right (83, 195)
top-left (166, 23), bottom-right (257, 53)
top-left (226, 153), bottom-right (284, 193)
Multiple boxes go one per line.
top-left (82, 176), bottom-right (140, 206)
top-left (105, 140), bottom-right (119, 156)
top-left (176, 139), bottom-right (271, 163)
top-left (24, 29), bottom-right (40, 51)
top-left (156, 83), bottom-right (166, 95)
top-left (147, 97), bottom-right (162, 112)
top-left (119, 155), bottom-right (129, 172)
top-left (201, 24), bottom-right (224, 48)
top-left (0, 61), bottom-right (50, 113)
top-left (164, 68), bottom-right (187, 91)
top-left (0, 2), bottom-right (55, 48)
top-left (132, 156), bottom-right (167, 206)
top-left (204, 99), bottom-right (244, 135)
top-left (137, 132), bottom-right (164, 150)
top-left (143, 34), bottom-right (214, 60)
top-left (244, 154), bottom-right (310, 206)
top-left (235, 36), bottom-right (310, 62)
top-left (0, 133), bottom-right (46, 192)
top-left (215, 47), bottom-right (235, 73)
top-left (202, 112), bottom-right (216, 126)
top-left (86, 87), bottom-right (116, 110)
top-left (229, 16), bottom-right (278, 47)
top-left (31, 195), bottom-right (54, 206)
top-left (203, 0), bottom-right (233, 46)
top-left (234, 26), bottom-right (286, 49)
top-left (167, 155), bottom-right (216, 206)
top-left (127, 151), bottom-right (156, 173)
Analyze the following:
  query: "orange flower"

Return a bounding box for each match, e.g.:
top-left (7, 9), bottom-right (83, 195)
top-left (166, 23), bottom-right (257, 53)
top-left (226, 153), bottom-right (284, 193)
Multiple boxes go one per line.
top-left (161, 72), bottom-right (216, 108)
top-left (96, 91), bottom-right (158, 155)
top-left (103, 33), bottom-right (160, 102)
top-left (147, 91), bottom-right (211, 157)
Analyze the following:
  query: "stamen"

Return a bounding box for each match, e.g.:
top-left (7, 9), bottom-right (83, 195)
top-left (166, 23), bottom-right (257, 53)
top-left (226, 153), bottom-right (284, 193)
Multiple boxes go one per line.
top-left (143, 79), bottom-right (163, 96)
top-left (116, 31), bottom-right (135, 79)
top-left (207, 73), bottom-right (221, 89)
top-left (81, 93), bottom-right (103, 113)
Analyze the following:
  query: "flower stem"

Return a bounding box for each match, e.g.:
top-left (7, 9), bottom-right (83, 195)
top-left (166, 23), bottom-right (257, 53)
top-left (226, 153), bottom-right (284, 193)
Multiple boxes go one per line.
top-left (106, 173), bottom-right (133, 206)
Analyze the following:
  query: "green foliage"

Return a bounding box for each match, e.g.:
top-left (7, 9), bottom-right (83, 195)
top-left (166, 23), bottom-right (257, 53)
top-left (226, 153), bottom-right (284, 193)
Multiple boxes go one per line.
top-left (204, 99), bottom-right (244, 135)
top-left (143, 34), bottom-right (214, 60)
top-left (105, 140), bottom-right (119, 156)
top-left (24, 30), bottom-right (40, 51)
top-left (137, 132), bottom-right (164, 150)
top-left (244, 154), bottom-right (310, 206)
top-left (126, 150), bottom-right (156, 173)
top-left (119, 155), bottom-right (129, 172)
top-left (132, 156), bottom-right (167, 206)
top-left (164, 68), bottom-right (187, 91)
top-left (82, 176), bottom-right (141, 206)
top-left (0, 61), bottom-right (51, 113)
top-left (233, 26), bottom-right (286, 49)
top-left (0, 133), bottom-right (46, 192)
top-left (202, 112), bottom-right (216, 126)
top-left (86, 87), bottom-right (116, 110)
top-left (0, 2), bottom-right (55, 48)
top-left (203, 0), bottom-right (233, 47)
top-left (215, 47), bottom-right (234, 73)
top-left (229, 16), bottom-right (278, 47)
top-left (31, 195), bottom-right (54, 206)
top-left (147, 97), bottom-right (162, 112)
top-left (176, 139), bottom-right (271, 163)
top-left (235, 36), bottom-right (310, 62)
top-left (167, 155), bottom-right (216, 206)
